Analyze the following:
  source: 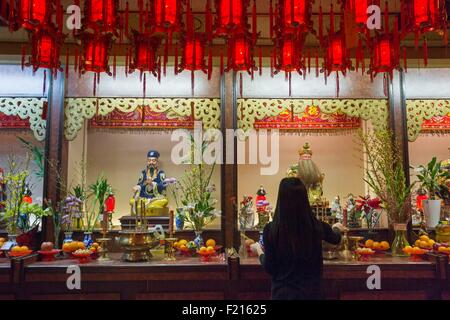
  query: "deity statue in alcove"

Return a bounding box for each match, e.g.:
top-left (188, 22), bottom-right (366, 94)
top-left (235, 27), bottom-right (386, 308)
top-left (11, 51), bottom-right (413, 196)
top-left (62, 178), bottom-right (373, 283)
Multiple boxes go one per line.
top-left (286, 143), bottom-right (325, 205)
top-left (132, 150), bottom-right (169, 215)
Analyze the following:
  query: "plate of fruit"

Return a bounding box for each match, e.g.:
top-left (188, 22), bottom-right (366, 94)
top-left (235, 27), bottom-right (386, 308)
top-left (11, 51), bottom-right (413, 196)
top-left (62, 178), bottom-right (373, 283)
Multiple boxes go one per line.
top-left (433, 243), bottom-right (450, 255)
top-left (364, 239), bottom-right (390, 253)
top-left (403, 246), bottom-right (428, 260)
top-left (7, 246), bottom-right (33, 258)
top-left (174, 239), bottom-right (197, 256)
top-left (38, 242), bottom-right (61, 262)
top-left (62, 241), bottom-right (86, 255)
top-left (414, 235), bottom-right (435, 251)
top-left (71, 249), bottom-right (93, 264)
top-left (355, 248), bottom-right (375, 261)
top-left (197, 245), bottom-right (217, 262)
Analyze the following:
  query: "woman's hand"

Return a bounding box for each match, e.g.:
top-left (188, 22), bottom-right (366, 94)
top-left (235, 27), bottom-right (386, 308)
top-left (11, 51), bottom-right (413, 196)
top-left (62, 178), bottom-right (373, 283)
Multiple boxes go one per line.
top-left (332, 222), bottom-right (347, 233)
top-left (250, 242), bottom-right (264, 256)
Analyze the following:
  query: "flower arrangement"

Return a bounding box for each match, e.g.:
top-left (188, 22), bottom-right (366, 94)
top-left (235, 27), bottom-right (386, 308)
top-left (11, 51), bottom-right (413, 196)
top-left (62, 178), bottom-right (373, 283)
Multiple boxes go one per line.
top-left (356, 195), bottom-right (382, 232)
top-left (256, 199), bottom-right (273, 229)
top-left (358, 130), bottom-right (414, 225)
top-left (85, 176), bottom-right (112, 232)
top-left (416, 157), bottom-right (450, 201)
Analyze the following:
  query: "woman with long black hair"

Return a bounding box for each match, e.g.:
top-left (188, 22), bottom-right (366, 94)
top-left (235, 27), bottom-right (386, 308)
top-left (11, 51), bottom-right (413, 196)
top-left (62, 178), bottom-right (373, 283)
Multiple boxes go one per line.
top-left (251, 177), bottom-right (345, 300)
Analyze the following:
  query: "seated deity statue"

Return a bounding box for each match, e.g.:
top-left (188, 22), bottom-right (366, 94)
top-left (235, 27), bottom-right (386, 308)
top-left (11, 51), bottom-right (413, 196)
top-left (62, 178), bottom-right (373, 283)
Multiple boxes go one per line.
top-left (131, 150), bottom-right (169, 216)
top-left (286, 143), bottom-right (325, 205)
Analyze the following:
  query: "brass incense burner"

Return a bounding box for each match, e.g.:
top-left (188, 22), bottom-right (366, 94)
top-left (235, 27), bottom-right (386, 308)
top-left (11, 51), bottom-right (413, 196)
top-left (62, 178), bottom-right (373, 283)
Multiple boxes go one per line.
top-left (119, 197), bottom-right (154, 262)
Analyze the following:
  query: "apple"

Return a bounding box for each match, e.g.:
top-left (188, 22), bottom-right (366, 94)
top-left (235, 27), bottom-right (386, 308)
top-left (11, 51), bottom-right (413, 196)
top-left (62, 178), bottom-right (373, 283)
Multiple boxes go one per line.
top-left (41, 242), bottom-right (54, 252)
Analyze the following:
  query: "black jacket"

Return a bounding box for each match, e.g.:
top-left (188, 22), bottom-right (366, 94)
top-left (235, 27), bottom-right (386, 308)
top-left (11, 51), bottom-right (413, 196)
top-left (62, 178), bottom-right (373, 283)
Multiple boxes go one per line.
top-left (260, 220), bottom-right (341, 300)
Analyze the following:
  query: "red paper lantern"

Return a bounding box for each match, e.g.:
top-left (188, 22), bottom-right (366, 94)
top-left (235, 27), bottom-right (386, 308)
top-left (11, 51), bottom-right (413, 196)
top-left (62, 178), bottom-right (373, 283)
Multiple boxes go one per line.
top-left (105, 194), bottom-right (116, 213)
top-left (370, 34), bottom-right (400, 78)
top-left (16, 0), bottom-right (53, 31)
top-left (323, 32), bottom-right (352, 76)
top-left (150, 0), bottom-right (183, 33)
top-left (275, 35), bottom-right (305, 73)
top-left (180, 35), bottom-right (207, 72)
top-left (28, 26), bottom-right (64, 72)
top-left (402, 0), bottom-right (447, 39)
top-left (226, 33), bottom-right (256, 73)
top-left (278, 0), bottom-right (313, 34)
top-left (342, 0), bottom-right (381, 28)
top-left (214, 0), bottom-right (250, 37)
top-left (81, 33), bottom-right (113, 75)
top-left (84, 0), bottom-right (120, 34)
top-left (128, 31), bottom-right (161, 75)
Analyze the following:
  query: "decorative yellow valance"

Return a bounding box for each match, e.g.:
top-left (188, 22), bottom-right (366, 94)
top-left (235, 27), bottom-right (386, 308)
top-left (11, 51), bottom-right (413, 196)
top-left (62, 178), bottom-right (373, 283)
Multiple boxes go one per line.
top-left (0, 97), bottom-right (47, 141)
top-left (406, 100), bottom-right (450, 142)
top-left (64, 98), bottom-right (221, 141)
top-left (238, 99), bottom-right (389, 133)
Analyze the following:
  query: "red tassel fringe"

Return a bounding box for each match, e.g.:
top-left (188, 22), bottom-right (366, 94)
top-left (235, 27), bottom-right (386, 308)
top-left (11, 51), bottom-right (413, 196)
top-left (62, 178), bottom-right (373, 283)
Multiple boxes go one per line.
top-left (43, 70), bottom-right (47, 96)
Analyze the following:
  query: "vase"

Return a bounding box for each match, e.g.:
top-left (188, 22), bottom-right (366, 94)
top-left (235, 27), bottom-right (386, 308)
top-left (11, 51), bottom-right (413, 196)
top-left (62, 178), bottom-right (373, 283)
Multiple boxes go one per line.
top-left (423, 199), bottom-right (442, 229)
top-left (63, 232), bottom-right (73, 243)
top-left (193, 231), bottom-right (204, 248)
top-left (83, 232), bottom-right (93, 248)
top-left (391, 223), bottom-right (409, 257)
top-left (175, 208), bottom-right (185, 231)
top-left (239, 232), bottom-right (248, 259)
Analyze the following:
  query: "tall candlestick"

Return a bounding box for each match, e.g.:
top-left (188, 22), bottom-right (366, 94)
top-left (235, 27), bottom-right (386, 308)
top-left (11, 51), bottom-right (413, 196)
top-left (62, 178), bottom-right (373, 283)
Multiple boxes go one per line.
top-left (169, 210), bottom-right (174, 237)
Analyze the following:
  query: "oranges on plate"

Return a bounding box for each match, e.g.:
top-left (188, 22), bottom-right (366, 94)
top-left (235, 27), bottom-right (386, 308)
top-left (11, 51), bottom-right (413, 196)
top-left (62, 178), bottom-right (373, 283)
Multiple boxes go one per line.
top-left (415, 235), bottom-right (435, 249)
top-left (365, 239), bottom-right (390, 251)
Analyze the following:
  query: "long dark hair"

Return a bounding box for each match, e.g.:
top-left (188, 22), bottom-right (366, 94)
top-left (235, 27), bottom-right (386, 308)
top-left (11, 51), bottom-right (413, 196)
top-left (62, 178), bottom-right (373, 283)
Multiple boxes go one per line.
top-left (269, 177), bottom-right (318, 261)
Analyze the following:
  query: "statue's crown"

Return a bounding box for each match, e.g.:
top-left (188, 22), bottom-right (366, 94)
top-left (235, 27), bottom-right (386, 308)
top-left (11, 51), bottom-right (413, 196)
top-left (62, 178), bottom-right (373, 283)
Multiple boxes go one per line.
top-left (299, 143), bottom-right (313, 156)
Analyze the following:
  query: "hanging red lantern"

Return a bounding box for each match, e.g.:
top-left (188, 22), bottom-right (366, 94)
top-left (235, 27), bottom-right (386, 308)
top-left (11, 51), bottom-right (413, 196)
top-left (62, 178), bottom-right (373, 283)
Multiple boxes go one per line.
top-left (402, 0), bottom-right (448, 43)
top-left (324, 32), bottom-right (352, 76)
top-left (80, 33), bottom-right (113, 75)
top-left (276, 0), bottom-right (314, 34)
top-left (150, 0), bottom-right (184, 33)
top-left (28, 25), bottom-right (64, 73)
top-left (275, 35), bottom-right (305, 74)
top-left (180, 34), bottom-right (207, 72)
top-left (214, 0), bottom-right (250, 37)
top-left (15, 0), bottom-right (53, 31)
top-left (370, 34), bottom-right (400, 78)
top-left (105, 193), bottom-right (116, 213)
top-left (83, 0), bottom-right (120, 34)
top-left (128, 30), bottom-right (161, 75)
top-left (226, 33), bottom-right (256, 73)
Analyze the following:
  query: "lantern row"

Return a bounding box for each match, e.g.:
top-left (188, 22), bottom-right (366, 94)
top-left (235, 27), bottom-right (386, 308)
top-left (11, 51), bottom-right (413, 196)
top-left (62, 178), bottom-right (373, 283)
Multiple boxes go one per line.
top-left (6, 0), bottom-right (448, 96)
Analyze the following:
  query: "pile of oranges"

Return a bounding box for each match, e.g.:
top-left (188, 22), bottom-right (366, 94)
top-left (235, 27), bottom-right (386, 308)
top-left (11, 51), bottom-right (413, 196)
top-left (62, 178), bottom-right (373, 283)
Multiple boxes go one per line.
top-left (414, 235), bottom-right (435, 249)
top-left (62, 241), bottom-right (86, 253)
top-left (174, 238), bottom-right (217, 255)
top-left (403, 246), bottom-right (427, 255)
top-left (11, 245), bottom-right (30, 254)
top-left (436, 246), bottom-right (450, 254)
top-left (364, 239), bottom-right (390, 251)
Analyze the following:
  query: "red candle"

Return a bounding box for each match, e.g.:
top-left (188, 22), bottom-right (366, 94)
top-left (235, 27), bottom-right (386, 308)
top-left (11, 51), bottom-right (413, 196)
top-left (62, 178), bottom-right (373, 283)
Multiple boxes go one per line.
top-left (169, 210), bottom-right (174, 237)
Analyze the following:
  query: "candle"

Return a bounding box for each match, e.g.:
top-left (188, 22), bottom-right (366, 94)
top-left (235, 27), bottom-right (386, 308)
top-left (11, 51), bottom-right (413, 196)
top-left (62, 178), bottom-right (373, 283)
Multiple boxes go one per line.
top-left (169, 210), bottom-right (174, 237)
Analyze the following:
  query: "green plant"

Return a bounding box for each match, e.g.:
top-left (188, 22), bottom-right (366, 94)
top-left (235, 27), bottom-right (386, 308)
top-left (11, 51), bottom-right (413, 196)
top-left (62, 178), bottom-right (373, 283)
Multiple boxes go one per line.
top-left (17, 137), bottom-right (44, 180)
top-left (17, 202), bottom-right (51, 233)
top-left (358, 130), bottom-right (415, 224)
top-left (417, 157), bottom-right (450, 200)
top-left (85, 176), bottom-right (111, 232)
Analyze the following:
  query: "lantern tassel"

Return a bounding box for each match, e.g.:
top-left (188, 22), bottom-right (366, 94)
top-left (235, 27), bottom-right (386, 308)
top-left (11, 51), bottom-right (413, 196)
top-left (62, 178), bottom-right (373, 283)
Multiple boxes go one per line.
top-left (315, 50), bottom-right (319, 78)
top-left (164, 36), bottom-right (168, 76)
top-left (269, 0), bottom-right (274, 39)
top-left (403, 47), bottom-right (408, 73)
top-left (93, 73), bottom-right (97, 96)
top-left (240, 72), bottom-right (243, 98)
top-left (270, 50), bottom-right (274, 78)
top-left (113, 53), bottom-right (117, 79)
top-left (74, 48), bottom-right (78, 72)
top-left (220, 50), bottom-right (224, 76)
top-left (158, 59), bottom-right (161, 83)
top-left (125, 47), bottom-right (130, 76)
top-left (143, 73), bottom-right (146, 99)
top-left (138, 0), bottom-right (144, 33)
top-left (21, 44), bottom-right (26, 71)
top-left (259, 47), bottom-right (262, 76)
top-left (174, 44), bottom-right (179, 75)
top-left (336, 72), bottom-right (339, 98)
top-left (330, 4), bottom-right (334, 35)
top-left (208, 47), bottom-right (213, 80)
top-left (319, 4), bottom-right (324, 43)
top-left (191, 70), bottom-right (195, 96)
top-left (423, 38), bottom-right (428, 67)
top-left (125, 1), bottom-right (130, 37)
top-left (308, 50), bottom-right (311, 74)
top-left (288, 72), bottom-right (292, 97)
top-left (206, 0), bottom-right (213, 43)
top-left (356, 38), bottom-right (363, 72)
top-left (187, 0), bottom-right (194, 38)
top-left (252, 0), bottom-right (257, 42)
top-left (43, 70), bottom-right (47, 96)
top-left (8, 0), bottom-right (14, 32)
top-left (65, 48), bottom-right (69, 79)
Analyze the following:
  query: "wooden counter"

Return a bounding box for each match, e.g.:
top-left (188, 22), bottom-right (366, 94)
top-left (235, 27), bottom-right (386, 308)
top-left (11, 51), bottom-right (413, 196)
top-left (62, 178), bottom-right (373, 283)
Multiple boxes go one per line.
top-left (3, 253), bottom-right (450, 300)
top-left (0, 258), bottom-right (12, 300)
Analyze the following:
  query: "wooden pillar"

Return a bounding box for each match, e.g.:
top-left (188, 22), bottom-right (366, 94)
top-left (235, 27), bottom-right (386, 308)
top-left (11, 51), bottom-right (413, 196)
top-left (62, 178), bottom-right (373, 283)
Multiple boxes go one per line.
top-left (387, 70), bottom-right (410, 186)
top-left (221, 72), bottom-right (239, 249)
top-left (42, 71), bottom-right (68, 242)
